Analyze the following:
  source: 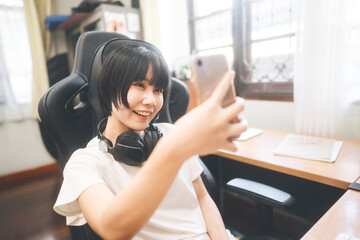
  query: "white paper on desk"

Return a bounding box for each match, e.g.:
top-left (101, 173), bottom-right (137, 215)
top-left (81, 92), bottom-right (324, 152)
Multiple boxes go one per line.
top-left (274, 134), bottom-right (343, 162)
top-left (236, 128), bottom-right (263, 141)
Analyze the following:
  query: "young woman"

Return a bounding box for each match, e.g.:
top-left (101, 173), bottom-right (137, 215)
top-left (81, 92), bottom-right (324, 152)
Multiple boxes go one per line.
top-left (54, 44), bottom-right (247, 240)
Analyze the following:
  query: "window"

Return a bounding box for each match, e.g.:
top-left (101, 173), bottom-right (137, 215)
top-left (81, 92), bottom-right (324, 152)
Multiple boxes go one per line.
top-left (188, 0), bottom-right (233, 62)
top-left (234, 0), bottom-right (295, 100)
top-left (0, 0), bottom-right (32, 104)
top-left (188, 0), bottom-right (296, 101)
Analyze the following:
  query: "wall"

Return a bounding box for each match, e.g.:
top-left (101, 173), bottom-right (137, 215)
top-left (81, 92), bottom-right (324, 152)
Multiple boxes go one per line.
top-left (0, 119), bottom-right (56, 176)
top-left (0, 0), bottom-right (295, 177)
top-left (156, 0), bottom-right (190, 70)
top-left (2, 0), bottom-right (358, 177)
top-left (244, 100), bottom-right (295, 132)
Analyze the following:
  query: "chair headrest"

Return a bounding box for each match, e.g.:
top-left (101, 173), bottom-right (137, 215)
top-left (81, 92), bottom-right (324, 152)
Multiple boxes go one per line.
top-left (72, 31), bottom-right (129, 79)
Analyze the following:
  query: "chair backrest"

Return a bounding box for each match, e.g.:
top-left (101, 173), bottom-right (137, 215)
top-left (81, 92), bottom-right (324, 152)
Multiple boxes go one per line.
top-left (38, 31), bottom-right (189, 172)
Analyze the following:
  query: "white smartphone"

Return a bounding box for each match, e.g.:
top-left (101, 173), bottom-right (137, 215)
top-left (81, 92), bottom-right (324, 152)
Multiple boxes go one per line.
top-left (190, 54), bottom-right (236, 107)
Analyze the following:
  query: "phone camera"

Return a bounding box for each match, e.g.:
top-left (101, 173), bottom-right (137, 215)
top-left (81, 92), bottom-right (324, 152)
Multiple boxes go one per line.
top-left (197, 59), bottom-right (202, 67)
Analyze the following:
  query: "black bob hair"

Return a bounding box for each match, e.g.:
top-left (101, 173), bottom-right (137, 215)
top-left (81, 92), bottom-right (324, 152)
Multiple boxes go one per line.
top-left (97, 44), bottom-right (170, 117)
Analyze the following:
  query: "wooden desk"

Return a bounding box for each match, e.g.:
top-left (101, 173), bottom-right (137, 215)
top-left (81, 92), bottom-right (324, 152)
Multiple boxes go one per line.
top-left (301, 177), bottom-right (360, 239)
top-left (216, 129), bottom-right (360, 189)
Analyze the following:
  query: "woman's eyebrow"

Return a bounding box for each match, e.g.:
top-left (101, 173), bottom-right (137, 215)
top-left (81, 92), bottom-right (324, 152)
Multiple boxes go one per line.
top-left (134, 78), bottom-right (148, 82)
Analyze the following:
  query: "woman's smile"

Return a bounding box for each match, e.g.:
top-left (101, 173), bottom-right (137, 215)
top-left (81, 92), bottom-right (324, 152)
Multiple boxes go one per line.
top-left (133, 110), bottom-right (153, 120)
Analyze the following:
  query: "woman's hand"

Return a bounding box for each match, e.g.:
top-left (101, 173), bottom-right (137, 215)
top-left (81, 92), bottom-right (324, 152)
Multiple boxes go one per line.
top-left (167, 70), bottom-right (247, 158)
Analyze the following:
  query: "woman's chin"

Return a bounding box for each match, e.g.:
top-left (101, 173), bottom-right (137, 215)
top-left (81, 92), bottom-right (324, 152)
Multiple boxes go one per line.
top-left (128, 122), bottom-right (150, 131)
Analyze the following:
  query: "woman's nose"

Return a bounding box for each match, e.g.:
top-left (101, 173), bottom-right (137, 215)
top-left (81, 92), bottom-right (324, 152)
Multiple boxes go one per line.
top-left (142, 91), bottom-right (156, 106)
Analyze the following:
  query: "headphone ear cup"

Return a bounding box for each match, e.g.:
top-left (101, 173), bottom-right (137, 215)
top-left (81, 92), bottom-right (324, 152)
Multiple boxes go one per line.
top-left (116, 131), bottom-right (146, 148)
top-left (144, 130), bottom-right (156, 156)
top-left (111, 131), bottom-right (147, 166)
top-left (144, 126), bottom-right (162, 156)
top-left (98, 118), bottom-right (163, 166)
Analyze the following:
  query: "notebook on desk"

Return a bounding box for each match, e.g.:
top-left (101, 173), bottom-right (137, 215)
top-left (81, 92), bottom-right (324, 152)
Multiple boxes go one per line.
top-left (274, 134), bottom-right (344, 162)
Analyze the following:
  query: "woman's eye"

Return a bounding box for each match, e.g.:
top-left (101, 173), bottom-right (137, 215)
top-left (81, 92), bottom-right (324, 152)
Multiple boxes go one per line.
top-left (134, 82), bottom-right (144, 88)
top-left (155, 88), bottom-right (164, 93)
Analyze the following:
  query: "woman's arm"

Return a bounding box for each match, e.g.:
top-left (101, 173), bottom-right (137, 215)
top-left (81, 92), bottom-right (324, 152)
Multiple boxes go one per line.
top-left (78, 70), bottom-right (246, 239)
top-left (78, 140), bottom-right (189, 239)
top-left (193, 176), bottom-right (229, 240)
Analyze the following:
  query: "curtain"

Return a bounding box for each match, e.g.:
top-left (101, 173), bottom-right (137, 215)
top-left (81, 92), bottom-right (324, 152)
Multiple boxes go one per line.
top-left (33, 0), bottom-right (52, 59)
top-left (139, 0), bottom-right (161, 49)
top-left (23, 0), bottom-right (52, 119)
top-left (294, 0), bottom-right (360, 140)
top-left (0, 2), bottom-right (32, 122)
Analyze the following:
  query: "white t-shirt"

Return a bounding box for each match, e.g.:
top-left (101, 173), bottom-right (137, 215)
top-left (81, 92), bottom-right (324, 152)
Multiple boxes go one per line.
top-left (53, 123), bottom-right (209, 240)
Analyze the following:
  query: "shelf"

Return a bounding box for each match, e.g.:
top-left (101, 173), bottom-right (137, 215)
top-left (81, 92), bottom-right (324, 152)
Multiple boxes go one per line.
top-left (57, 12), bottom-right (89, 31)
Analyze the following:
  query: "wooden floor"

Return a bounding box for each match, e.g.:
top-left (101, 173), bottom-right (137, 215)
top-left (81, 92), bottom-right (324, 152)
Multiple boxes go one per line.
top-left (0, 165), bottom-right (71, 240)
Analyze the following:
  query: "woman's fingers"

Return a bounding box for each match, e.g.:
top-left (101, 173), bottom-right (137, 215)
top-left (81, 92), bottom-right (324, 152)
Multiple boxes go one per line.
top-left (223, 97), bottom-right (245, 121)
top-left (220, 141), bottom-right (238, 152)
top-left (227, 121), bottom-right (248, 140)
top-left (210, 70), bottom-right (235, 104)
top-left (208, 70), bottom-right (245, 123)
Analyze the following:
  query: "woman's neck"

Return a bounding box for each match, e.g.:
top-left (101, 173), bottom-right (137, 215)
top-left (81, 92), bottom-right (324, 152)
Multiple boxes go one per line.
top-left (102, 116), bottom-right (130, 145)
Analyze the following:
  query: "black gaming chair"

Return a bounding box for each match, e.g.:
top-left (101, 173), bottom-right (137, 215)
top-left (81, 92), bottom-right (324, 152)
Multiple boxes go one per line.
top-left (38, 31), bottom-right (295, 239)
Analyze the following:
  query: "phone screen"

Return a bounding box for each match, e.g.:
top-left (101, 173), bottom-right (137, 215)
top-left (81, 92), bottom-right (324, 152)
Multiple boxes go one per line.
top-left (190, 54), bottom-right (236, 107)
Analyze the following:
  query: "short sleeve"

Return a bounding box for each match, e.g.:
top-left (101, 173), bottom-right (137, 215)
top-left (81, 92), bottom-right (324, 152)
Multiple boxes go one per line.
top-left (53, 150), bottom-right (106, 224)
top-left (155, 123), bottom-right (204, 182)
top-left (188, 156), bottom-right (203, 182)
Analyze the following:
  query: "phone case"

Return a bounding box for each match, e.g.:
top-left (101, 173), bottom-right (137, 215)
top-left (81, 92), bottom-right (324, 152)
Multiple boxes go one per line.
top-left (190, 54), bottom-right (235, 107)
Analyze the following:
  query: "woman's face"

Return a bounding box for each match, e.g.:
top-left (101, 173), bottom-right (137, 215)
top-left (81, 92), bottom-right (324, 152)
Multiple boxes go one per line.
top-left (111, 66), bottom-right (164, 132)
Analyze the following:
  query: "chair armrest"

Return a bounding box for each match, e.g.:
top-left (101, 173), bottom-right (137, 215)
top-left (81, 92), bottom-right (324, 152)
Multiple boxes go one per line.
top-left (226, 178), bottom-right (295, 208)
